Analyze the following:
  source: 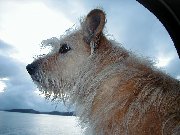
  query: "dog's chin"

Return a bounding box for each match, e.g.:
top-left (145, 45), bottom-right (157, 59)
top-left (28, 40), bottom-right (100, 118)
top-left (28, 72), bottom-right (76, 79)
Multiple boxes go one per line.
top-left (32, 79), bottom-right (49, 93)
top-left (31, 75), bottom-right (41, 83)
top-left (30, 75), bottom-right (46, 89)
top-left (31, 76), bottom-right (59, 91)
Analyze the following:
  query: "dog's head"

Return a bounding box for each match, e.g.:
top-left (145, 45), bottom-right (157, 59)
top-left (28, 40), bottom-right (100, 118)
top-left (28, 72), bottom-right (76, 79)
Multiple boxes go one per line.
top-left (26, 9), bottom-right (106, 99)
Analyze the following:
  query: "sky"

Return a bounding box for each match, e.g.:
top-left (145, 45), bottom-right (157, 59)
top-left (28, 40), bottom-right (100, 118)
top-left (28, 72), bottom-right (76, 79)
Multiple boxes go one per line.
top-left (0, 0), bottom-right (180, 112)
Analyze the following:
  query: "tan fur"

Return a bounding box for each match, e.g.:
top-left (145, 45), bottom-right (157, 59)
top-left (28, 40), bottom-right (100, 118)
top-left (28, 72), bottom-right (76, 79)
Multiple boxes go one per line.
top-left (27, 9), bottom-right (180, 135)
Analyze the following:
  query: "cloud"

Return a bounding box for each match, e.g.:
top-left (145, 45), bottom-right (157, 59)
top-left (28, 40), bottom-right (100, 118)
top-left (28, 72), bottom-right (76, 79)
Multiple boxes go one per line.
top-left (0, 0), bottom-right (73, 63)
top-left (43, 0), bottom-right (87, 21)
top-left (164, 58), bottom-right (180, 78)
top-left (0, 40), bottom-right (12, 50)
top-left (0, 55), bottom-right (19, 78)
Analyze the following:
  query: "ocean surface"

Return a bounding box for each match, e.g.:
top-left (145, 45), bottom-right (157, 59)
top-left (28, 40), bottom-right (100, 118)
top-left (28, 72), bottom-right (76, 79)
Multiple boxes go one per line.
top-left (0, 111), bottom-right (84, 135)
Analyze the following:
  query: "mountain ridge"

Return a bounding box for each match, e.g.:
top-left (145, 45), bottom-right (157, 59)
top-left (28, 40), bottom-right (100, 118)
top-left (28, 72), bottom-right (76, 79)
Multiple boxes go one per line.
top-left (4, 109), bottom-right (75, 116)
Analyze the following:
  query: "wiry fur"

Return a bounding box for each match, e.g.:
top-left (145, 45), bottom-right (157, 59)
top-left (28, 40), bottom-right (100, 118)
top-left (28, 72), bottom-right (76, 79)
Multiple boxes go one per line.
top-left (27, 9), bottom-right (180, 135)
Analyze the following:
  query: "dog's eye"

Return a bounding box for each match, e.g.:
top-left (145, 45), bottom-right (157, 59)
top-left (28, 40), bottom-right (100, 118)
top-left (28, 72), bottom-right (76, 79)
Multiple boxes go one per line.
top-left (59, 44), bottom-right (71, 54)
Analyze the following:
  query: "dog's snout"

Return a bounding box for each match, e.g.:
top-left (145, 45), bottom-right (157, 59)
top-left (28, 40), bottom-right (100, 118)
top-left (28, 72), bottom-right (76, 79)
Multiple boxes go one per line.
top-left (26, 63), bottom-right (37, 75)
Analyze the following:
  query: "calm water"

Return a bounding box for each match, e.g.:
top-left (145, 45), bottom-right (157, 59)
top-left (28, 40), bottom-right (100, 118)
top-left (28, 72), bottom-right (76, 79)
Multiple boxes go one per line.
top-left (0, 111), bottom-right (83, 135)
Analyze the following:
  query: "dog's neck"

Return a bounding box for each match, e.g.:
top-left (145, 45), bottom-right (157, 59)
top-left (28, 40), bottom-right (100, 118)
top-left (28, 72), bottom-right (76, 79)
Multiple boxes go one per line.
top-left (68, 38), bottom-right (131, 125)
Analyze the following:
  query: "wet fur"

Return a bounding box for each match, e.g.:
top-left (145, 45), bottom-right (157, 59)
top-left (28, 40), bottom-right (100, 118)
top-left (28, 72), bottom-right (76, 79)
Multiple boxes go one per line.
top-left (27, 9), bottom-right (180, 135)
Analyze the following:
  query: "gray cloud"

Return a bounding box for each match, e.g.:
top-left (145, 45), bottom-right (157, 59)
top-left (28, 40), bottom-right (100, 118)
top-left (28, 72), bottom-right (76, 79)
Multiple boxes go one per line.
top-left (0, 55), bottom-right (20, 78)
top-left (165, 58), bottom-right (180, 78)
top-left (0, 40), bottom-right (13, 50)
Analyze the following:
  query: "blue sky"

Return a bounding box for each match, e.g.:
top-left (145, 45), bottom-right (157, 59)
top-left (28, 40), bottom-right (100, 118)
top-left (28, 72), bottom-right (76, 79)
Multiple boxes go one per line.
top-left (0, 0), bottom-right (179, 112)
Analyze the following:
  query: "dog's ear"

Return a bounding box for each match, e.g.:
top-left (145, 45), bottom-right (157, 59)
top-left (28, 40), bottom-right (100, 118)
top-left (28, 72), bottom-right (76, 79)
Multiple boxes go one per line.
top-left (82, 9), bottom-right (106, 50)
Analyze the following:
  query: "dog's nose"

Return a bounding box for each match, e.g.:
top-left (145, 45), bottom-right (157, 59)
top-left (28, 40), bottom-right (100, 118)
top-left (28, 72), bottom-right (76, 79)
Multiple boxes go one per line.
top-left (26, 63), bottom-right (37, 75)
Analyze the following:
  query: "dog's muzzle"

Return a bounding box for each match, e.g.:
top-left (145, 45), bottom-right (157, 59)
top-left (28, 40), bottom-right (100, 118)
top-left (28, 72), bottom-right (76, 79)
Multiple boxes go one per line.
top-left (26, 64), bottom-right (36, 75)
top-left (26, 62), bottom-right (38, 75)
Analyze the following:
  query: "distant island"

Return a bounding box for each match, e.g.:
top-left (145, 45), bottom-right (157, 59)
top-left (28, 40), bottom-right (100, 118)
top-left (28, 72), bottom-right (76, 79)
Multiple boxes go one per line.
top-left (4, 109), bottom-right (75, 116)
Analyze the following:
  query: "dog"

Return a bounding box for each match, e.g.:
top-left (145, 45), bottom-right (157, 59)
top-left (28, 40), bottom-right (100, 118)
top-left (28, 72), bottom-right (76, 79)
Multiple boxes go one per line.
top-left (26, 9), bottom-right (180, 135)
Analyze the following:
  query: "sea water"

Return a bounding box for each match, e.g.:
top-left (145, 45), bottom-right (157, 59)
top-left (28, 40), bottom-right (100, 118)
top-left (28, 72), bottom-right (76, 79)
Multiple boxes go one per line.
top-left (0, 111), bottom-right (83, 135)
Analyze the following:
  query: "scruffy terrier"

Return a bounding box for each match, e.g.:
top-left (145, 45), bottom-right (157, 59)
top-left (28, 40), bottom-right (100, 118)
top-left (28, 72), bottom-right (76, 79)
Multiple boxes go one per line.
top-left (26, 9), bottom-right (180, 135)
